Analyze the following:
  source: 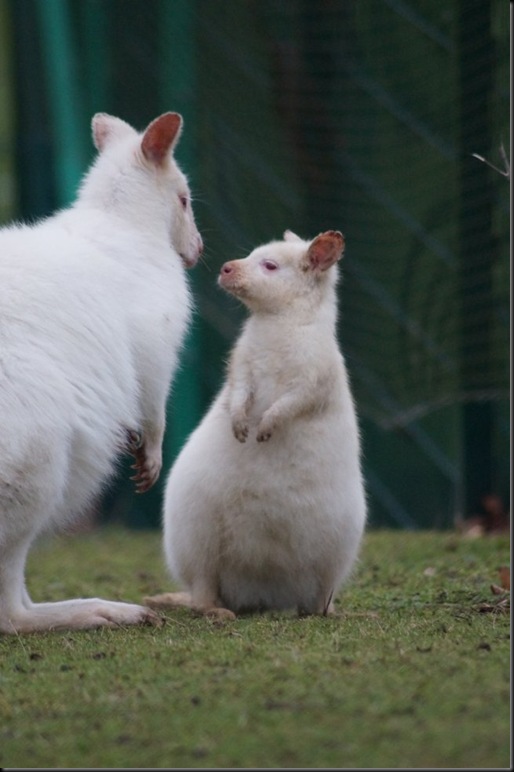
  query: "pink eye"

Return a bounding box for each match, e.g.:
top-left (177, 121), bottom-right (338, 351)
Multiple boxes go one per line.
top-left (262, 260), bottom-right (278, 271)
top-left (179, 195), bottom-right (188, 210)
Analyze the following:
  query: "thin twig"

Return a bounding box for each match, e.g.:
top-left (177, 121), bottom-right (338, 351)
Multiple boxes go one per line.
top-left (472, 143), bottom-right (510, 179)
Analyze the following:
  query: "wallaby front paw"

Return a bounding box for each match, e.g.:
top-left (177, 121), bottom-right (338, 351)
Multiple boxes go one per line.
top-left (129, 438), bottom-right (162, 493)
top-left (232, 419), bottom-right (249, 443)
top-left (126, 428), bottom-right (143, 451)
top-left (256, 416), bottom-right (274, 442)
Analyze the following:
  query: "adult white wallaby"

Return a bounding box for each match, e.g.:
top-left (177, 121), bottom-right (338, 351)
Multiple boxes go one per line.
top-left (0, 111), bottom-right (203, 633)
top-left (146, 230), bottom-right (366, 619)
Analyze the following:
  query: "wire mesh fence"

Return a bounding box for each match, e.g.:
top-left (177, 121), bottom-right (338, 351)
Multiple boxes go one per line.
top-left (0, 0), bottom-right (509, 528)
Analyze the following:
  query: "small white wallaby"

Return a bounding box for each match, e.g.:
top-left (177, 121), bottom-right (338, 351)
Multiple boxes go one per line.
top-left (0, 111), bottom-right (203, 633)
top-left (146, 230), bottom-right (366, 619)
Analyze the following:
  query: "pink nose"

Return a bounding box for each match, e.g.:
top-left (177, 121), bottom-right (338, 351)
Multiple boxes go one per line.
top-left (221, 262), bottom-right (233, 275)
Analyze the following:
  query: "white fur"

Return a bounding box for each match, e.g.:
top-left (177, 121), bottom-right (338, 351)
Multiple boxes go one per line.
top-left (147, 230), bottom-right (366, 618)
top-left (0, 112), bottom-right (203, 633)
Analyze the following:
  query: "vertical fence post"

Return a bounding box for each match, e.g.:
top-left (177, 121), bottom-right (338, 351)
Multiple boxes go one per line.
top-left (159, 0), bottom-right (204, 459)
top-left (35, 0), bottom-right (88, 207)
top-left (80, 0), bottom-right (110, 117)
top-left (457, 0), bottom-right (495, 519)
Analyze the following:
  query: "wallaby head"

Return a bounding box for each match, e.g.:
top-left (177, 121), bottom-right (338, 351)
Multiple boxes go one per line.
top-left (79, 112), bottom-right (203, 267)
top-left (218, 230), bottom-right (345, 314)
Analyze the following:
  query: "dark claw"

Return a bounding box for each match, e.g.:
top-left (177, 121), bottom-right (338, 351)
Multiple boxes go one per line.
top-left (127, 429), bottom-right (143, 450)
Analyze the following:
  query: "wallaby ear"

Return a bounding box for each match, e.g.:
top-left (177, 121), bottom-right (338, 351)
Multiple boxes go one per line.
top-left (141, 112), bottom-right (183, 166)
top-left (92, 113), bottom-right (134, 152)
top-left (283, 229), bottom-right (303, 243)
top-left (306, 231), bottom-right (345, 272)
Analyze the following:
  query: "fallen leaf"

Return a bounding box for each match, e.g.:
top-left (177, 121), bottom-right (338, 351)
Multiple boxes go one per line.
top-left (476, 597), bottom-right (510, 614)
top-left (499, 566), bottom-right (510, 591)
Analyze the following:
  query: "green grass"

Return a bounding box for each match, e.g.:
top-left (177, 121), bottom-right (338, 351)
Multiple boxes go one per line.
top-left (0, 526), bottom-right (510, 769)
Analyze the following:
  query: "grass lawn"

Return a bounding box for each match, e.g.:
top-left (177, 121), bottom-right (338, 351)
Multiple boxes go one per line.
top-left (0, 525), bottom-right (510, 769)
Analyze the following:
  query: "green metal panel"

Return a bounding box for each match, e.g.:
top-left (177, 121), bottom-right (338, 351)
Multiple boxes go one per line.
top-left (0, 0), bottom-right (15, 223)
top-left (121, 0), bottom-right (206, 527)
top-left (457, 0), bottom-right (496, 519)
top-left (35, 0), bottom-right (88, 206)
top-left (159, 0), bottom-right (204, 460)
top-left (5, 0), bottom-right (509, 529)
top-left (80, 0), bottom-right (110, 118)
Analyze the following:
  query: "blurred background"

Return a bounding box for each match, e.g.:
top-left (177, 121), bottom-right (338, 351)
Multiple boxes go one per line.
top-left (0, 0), bottom-right (509, 530)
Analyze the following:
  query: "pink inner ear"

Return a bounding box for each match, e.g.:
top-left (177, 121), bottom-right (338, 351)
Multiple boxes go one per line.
top-left (92, 113), bottom-right (133, 152)
top-left (92, 118), bottom-right (110, 152)
top-left (141, 113), bottom-right (182, 165)
top-left (307, 231), bottom-right (345, 271)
